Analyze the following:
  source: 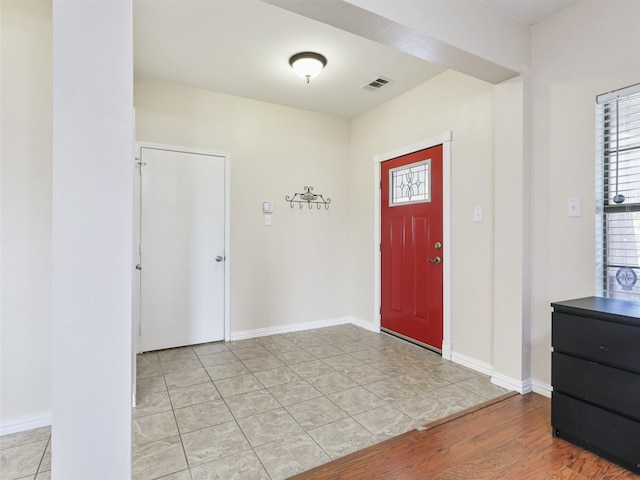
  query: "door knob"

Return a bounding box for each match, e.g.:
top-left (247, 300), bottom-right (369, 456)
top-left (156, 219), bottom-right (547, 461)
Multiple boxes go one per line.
top-left (427, 256), bottom-right (441, 264)
top-left (215, 256), bottom-right (224, 262)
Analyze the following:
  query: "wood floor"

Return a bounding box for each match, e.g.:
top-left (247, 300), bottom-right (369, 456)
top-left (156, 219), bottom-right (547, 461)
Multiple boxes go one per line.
top-left (290, 393), bottom-right (640, 480)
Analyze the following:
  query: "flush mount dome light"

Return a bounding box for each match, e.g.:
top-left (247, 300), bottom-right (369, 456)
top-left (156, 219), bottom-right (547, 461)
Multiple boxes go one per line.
top-left (289, 52), bottom-right (327, 84)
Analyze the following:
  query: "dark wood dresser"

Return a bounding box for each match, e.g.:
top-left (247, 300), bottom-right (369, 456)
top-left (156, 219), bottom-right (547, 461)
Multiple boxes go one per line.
top-left (551, 296), bottom-right (640, 474)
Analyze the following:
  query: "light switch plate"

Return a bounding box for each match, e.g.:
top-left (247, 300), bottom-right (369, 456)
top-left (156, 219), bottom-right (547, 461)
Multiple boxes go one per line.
top-left (568, 197), bottom-right (581, 217)
top-left (264, 214), bottom-right (272, 226)
top-left (474, 206), bottom-right (483, 223)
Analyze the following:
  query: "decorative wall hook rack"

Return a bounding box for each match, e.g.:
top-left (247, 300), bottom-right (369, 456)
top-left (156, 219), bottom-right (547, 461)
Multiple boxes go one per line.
top-left (285, 186), bottom-right (331, 209)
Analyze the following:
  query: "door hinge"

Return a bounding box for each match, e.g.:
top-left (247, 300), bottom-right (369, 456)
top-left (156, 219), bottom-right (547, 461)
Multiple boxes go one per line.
top-left (379, 306), bottom-right (382, 314)
top-left (380, 180), bottom-right (382, 190)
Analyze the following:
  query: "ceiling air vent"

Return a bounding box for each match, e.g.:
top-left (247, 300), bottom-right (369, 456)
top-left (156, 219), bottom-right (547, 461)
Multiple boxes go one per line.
top-left (360, 76), bottom-right (392, 92)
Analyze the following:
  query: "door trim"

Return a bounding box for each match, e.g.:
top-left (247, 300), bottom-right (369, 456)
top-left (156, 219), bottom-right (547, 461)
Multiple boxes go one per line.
top-left (134, 142), bottom-right (232, 352)
top-left (373, 131), bottom-right (452, 360)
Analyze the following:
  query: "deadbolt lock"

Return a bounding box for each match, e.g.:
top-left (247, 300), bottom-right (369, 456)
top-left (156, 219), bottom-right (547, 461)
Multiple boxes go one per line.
top-left (435, 242), bottom-right (442, 250)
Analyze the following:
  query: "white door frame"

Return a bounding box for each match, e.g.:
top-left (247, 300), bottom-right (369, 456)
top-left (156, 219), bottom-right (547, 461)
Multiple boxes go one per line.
top-left (133, 142), bottom-right (232, 353)
top-left (373, 131), bottom-right (452, 360)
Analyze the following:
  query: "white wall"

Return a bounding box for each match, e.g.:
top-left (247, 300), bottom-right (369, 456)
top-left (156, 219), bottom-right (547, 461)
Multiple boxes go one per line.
top-left (0, 0), bottom-right (53, 431)
top-left (529, 0), bottom-right (640, 386)
top-left (350, 70), bottom-right (496, 365)
top-left (51, 0), bottom-right (133, 477)
top-left (493, 75), bottom-right (530, 389)
top-left (134, 78), bottom-right (352, 335)
top-left (7, 0), bottom-right (637, 441)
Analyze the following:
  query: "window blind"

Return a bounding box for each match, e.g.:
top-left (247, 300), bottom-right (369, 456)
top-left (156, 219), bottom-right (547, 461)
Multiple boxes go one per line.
top-left (596, 83), bottom-right (640, 301)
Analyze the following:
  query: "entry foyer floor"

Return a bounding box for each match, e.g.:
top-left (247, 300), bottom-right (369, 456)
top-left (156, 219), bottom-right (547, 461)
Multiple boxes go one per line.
top-left (1, 324), bottom-right (509, 480)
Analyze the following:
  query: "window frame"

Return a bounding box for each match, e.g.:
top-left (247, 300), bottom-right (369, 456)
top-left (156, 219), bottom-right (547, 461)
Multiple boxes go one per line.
top-left (387, 159), bottom-right (431, 207)
top-left (596, 84), bottom-right (640, 301)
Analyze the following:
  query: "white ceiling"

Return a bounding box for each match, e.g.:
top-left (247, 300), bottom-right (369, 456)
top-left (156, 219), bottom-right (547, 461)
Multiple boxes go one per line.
top-left (133, 0), bottom-right (580, 119)
top-left (483, 0), bottom-right (581, 26)
top-left (133, 0), bottom-right (447, 118)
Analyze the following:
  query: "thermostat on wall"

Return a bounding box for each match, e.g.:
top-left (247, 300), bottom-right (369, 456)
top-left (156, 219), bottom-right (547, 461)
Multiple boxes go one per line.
top-left (263, 202), bottom-right (273, 213)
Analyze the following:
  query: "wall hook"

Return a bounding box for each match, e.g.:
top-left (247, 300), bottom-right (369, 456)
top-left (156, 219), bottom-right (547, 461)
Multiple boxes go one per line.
top-left (285, 186), bottom-right (331, 210)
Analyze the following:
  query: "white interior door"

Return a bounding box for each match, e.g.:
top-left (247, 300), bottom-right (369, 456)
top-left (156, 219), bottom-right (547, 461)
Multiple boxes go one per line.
top-left (139, 146), bottom-right (225, 351)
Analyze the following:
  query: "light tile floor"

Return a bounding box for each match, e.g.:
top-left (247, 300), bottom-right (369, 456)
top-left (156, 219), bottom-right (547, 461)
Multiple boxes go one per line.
top-left (0, 325), bottom-right (509, 480)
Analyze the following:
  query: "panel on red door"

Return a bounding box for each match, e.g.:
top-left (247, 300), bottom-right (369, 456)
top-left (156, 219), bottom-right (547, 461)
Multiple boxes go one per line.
top-left (412, 215), bottom-right (428, 320)
top-left (390, 215), bottom-right (404, 313)
top-left (381, 145), bottom-right (443, 351)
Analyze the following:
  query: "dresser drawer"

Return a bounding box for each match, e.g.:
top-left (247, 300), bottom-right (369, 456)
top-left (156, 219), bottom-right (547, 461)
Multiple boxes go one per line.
top-left (552, 352), bottom-right (640, 421)
top-left (552, 312), bottom-right (640, 373)
top-left (552, 392), bottom-right (640, 473)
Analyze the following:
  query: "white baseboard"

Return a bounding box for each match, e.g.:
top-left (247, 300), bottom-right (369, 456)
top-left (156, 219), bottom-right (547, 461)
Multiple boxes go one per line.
top-left (449, 350), bottom-right (538, 395)
top-left (347, 317), bottom-right (379, 333)
top-left (0, 411), bottom-right (51, 436)
top-left (491, 372), bottom-right (532, 394)
top-left (451, 351), bottom-right (493, 376)
top-left (531, 379), bottom-right (552, 398)
top-left (229, 316), bottom-right (377, 341)
top-left (448, 351), bottom-right (538, 395)
top-left (441, 340), bottom-right (452, 361)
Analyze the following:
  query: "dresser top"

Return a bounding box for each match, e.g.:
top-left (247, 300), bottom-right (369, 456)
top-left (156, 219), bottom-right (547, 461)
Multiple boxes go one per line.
top-left (552, 296), bottom-right (640, 325)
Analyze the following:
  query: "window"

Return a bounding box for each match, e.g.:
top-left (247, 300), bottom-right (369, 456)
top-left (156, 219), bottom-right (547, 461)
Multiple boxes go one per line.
top-left (596, 84), bottom-right (640, 301)
top-left (389, 160), bottom-right (431, 206)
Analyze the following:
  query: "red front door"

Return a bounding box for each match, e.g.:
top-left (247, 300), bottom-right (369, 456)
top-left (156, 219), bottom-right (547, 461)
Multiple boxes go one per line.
top-left (381, 145), bottom-right (443, 351)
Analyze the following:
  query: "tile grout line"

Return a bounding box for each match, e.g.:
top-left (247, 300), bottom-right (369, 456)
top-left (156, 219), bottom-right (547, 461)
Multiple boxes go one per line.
top-left (130, 326), bottom-right (510, 480)
top-left (34, 434), bottom-right (51, 478)
top-left (176, 346), bottom-right (202, 480)
top-left (235, 344), bottom-right (334, 479)
top-left (236, 339), bottom-right (358, 476)
top-left (195, 348), bottom-right (266, 478)
top-left (143, 348), bottom-right (191, 480)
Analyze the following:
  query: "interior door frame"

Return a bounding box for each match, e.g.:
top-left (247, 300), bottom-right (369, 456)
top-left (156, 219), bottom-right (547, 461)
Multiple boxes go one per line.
top-left (373, 131), bottom-right (452, 360)
top-left (133, 142), bottom-right (232, 354)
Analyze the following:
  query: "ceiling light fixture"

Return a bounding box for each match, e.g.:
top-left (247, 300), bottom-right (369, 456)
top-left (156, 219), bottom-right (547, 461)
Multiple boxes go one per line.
top-left (289, 52), bottom-right (327, 84)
